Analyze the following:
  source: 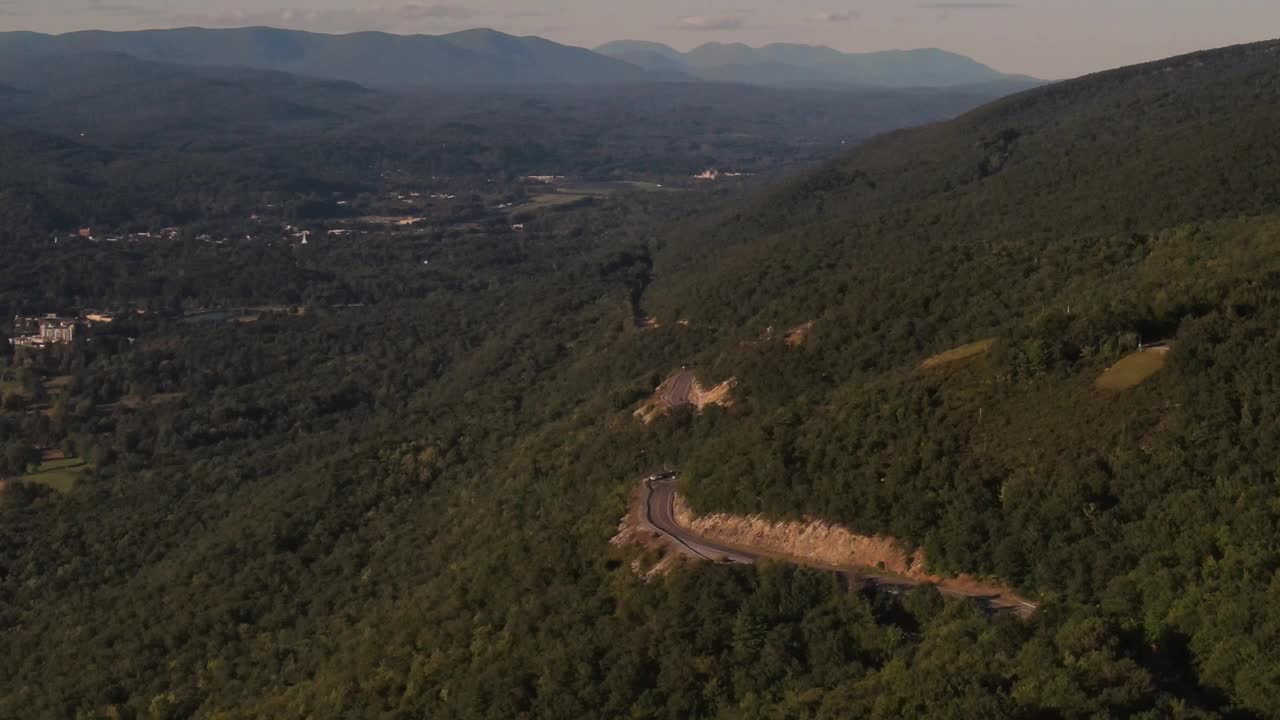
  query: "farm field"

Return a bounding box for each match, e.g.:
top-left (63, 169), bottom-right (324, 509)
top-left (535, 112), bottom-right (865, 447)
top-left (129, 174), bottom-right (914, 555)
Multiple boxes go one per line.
top-left (558, 180), bottom-right (671, 194)
top-left (517, 192), bottom-right (592, 211)
top-left (514, 180), bottom-right (681, 214)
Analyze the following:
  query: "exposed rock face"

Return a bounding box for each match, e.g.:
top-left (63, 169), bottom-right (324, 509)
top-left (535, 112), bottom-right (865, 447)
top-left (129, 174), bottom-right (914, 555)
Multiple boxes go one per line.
top-left (673, 496), bottom-right (1026, 602)
top-left (783, 321), bottom-right (815, 347)
top-left (673, 496), bottom-right (919, 575)
top-left (688, 378), bottom-right (737, 411)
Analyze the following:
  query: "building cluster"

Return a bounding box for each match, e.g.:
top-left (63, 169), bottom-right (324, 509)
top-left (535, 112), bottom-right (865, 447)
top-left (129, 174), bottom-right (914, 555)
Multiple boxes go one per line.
top-left (9, 312), bottom-right (113, 348)
top-left (11, 315), bottom-right (78, 348)
top-left (693, 169), bottom-right (754, 181)
top-left (64, 227), bottom-right (181, 243)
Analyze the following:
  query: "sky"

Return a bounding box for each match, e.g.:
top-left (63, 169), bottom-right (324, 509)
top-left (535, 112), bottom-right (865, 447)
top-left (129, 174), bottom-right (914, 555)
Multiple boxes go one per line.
top-left (2, 1), bottom-right (1279, 78)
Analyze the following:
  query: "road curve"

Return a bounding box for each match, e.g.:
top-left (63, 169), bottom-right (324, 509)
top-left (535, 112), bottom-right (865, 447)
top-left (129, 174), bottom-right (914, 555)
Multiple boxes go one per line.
top-left (642, 478), bottom-right (1038, 617)
top-left (645, 479), bottom-right (755, 563)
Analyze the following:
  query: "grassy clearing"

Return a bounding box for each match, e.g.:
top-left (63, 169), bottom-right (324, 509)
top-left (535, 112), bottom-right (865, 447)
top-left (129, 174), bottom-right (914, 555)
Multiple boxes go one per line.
top-left (559, 180), bottom-right (673, 194)
top-left (120, 392), bottom-right (186, 410)
top-left (1097, 349), bottom-right (1169, 391)
top-left (20, 458), bottom-right (89, 494)
top-left (516, 180), bottom-right (680, 214)
top-left (921, 339), bottom-right (995, 369)
top-left (518, 193), bottom-right (591, 211)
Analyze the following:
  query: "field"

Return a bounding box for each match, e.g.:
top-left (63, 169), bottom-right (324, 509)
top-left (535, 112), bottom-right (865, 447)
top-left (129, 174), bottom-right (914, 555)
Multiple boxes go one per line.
top-left (1097, 348), bottom-right (1169, 391)
top-left (44, 375), bottom-right (73, 391)
top-left (515, 181), bottom-right (678, 213)
top-left (558, 180), bottom-right (671, 194)
top-left (920, 339), bottom-right (995, 369)
top-left (20, 457), bottom-right (89, 493)
top-left (517, 192), bottom-right (592, 211)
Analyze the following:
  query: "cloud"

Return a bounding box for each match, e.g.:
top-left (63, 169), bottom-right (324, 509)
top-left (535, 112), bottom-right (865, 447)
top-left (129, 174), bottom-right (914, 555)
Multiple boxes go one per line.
top-left (812, 10), bottom-right (858, 23)
top-left (678, 15), bottom-right (745, 31)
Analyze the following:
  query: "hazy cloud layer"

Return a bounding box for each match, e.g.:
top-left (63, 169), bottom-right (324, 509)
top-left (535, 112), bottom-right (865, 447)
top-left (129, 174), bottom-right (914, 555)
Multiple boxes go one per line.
top-left (162, 4), bottom-right (485, 34)
top-left (920, 2), bottom-right (1016, 8)
top-left (812, 10), bottom-right (857, 23)
top-left (84, 0), bottom-right (154, 17)
top-left (677, 15), bottom-right (746, 32)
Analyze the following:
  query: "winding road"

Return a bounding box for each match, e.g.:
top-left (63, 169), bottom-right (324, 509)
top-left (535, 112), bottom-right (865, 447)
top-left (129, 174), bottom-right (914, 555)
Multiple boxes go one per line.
top-left (645, 478), bottom-right (755, 563)
top-left (642, 477), bottom-right (1038, 617)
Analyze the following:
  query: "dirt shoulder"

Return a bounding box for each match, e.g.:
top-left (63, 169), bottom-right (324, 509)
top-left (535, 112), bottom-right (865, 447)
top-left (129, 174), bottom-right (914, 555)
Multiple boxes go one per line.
top-left (610, 482), bottom-right (688, 579)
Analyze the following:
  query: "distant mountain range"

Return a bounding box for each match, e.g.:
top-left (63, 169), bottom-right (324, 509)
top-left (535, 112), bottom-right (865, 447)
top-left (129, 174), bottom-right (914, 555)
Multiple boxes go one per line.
top-left (0, 27), bottom-right (1037, 91)
top-left (0, 27), bottom-right (670, 89)
top-left (595, 40), bottom-right (1039, 89)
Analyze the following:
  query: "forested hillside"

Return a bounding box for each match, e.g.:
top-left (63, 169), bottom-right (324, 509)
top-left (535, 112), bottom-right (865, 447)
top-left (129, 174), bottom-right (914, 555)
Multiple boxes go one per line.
top-left (4, 39), bottom-right (1280, 719)
top-left (650, 38), bottom-right (1280, 715)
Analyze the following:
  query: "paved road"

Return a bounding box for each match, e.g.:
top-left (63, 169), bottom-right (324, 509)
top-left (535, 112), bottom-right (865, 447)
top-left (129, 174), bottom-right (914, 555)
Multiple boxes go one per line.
top-left (645, 478), bottom-right (755, 563)
top-left (642, 477), bottom-right (1038, 617)
top-left (659, 370), bottom-right (696, 408)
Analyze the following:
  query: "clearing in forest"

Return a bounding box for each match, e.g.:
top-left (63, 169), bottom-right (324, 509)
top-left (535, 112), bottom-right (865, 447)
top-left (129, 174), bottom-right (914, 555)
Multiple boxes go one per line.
top-left (1097, 347), bottom-right (1169, 391)
top-left (516, 192), bottom-right (591, 211)
top-left (920, 339), bottom-right (995, 369)
top-left (0, 379), bottom-right (23, 394)
top-left (19, 457), bottom-right (89, 493)
top-left (783, 321), bottom-right (815, 346)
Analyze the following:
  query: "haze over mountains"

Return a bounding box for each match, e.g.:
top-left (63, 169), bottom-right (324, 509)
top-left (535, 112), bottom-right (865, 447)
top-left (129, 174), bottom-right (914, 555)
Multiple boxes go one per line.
top-left (0, 26), bottom-right (1036, 90)
top-left (0, 27), bottom-right (664, 88)
top-left (596, 39), bottom-right (1038, 89)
